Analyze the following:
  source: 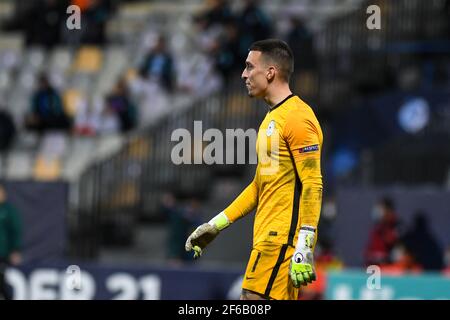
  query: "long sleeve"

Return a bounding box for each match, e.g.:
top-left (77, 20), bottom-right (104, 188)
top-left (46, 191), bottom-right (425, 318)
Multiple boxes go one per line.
top-left (283, 108), bottom-right (323, 229)
top-left (223, 174), bottom-right (258, 223)
top-left (294, 157), bottom-right (323, 228)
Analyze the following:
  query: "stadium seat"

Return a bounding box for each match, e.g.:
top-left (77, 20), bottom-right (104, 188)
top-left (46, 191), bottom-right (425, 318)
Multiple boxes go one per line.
top-left (72, 46), bottom-right (103, 73)
top-left (5, 151), bottom-right (33, 179)
top-left (39, 132), bottom-right (68, 158)
top-left (33, 154), bottom-right (62, 181)
top-left (23, 47), bottom-right (46, 72)
top-left (48, 47), bottom-right (73, 72)
top-left (63, 89), bottom-right (84, 117)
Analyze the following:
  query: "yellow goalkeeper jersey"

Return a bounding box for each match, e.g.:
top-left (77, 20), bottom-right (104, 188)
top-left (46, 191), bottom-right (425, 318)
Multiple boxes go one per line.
top-left (223, 94), bottom-right (323, 247)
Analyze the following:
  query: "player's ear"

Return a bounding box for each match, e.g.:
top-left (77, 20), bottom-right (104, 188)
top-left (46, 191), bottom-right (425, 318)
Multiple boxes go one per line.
top-left (266, 66), bottom-right (276, 82)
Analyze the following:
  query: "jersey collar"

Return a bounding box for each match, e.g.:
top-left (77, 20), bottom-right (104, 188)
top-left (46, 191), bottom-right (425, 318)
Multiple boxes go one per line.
top-left (268, 94), bottom-right (295, 112)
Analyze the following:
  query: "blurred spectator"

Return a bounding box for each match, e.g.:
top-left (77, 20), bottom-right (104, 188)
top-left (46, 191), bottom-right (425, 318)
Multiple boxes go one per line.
top-left (237, 0), bottom-right (272, 61)
top-left (0, 109), bottom-right (16, 153)
top-left (176, 52), bottom-right (223, 99)
top-left (61, 0), bottom-right (115, 46)
top-left (379, 243), bottom-right (423, 275)
top-left (79, 0), bottom-right (114, 45)
top-left (132, 35), bottom-right (175, 125)
top-left (364, 197), bottom-right (400, 266)
top-left (23, 0), bottom-right (68, 48)
top-left (195, 0), bottom-right (234, 30)
top-left (212, 19), bottom-right (241, 83)
top-left (0, 0), bottom-right (36, 32)
top-left (105, 79), bottom-right (137, 133)
top-left (317, 197), bottom-right (337, 251)
top-left (25, 74), bottom-right (72, 133)
top-left (0, 185), bottom-right (22, 300)
top-left (73, 96), bottom-right (98, 136)
top-left (286, 16), bottom-right (316, 71)
top-left (161, 194), bottom-right (201, 266)
top-left (93, 101), bottom-right (120, 135)
top-left (401, 211), bottom-right (444, 271)
top-left (139, 35), bottom-right (175, 93)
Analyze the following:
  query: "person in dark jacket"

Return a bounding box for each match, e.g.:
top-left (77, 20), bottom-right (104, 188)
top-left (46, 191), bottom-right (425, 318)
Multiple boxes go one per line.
top-left (402, 211), bottom-right (444, 271)
top-left (105, 79), bottom-right (137, 133)
top-left (25, 74), bottom-right (72, 133)
top-left (238, 0), bottom-right (272, 61)
top-left (0, 185), bottom-right (22, 300)
top-left (0, 109), bottom-right (16, 153)
top-left (139, 35), bottom-right (175, 93)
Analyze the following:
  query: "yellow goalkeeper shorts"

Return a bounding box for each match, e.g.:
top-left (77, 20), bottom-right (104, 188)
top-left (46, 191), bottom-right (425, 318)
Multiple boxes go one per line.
top-left (241, 241), bottom-right (299, 300)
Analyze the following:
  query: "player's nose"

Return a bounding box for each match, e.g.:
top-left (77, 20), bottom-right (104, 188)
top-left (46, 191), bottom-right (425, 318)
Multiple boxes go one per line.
top-left (241, 69), bottom-right (247, 80)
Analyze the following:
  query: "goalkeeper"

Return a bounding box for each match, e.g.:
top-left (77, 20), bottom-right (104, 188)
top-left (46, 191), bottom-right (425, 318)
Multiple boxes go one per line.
top-left (186, 39), bottom-right (323, 300)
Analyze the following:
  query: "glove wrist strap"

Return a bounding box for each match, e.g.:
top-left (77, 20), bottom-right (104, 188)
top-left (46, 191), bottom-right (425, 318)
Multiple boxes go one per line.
top-left (208, 211), bottom-right (230, 231)
top-left (295, 225), bottom-right (316, 252)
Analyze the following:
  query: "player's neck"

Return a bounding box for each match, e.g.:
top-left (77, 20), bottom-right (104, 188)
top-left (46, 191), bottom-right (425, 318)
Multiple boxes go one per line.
top-left (263, 83), bottom-right (292, 108)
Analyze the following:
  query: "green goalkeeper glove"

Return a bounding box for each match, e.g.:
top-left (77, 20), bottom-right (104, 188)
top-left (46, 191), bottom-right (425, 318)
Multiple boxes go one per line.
top-left (185, 212), bottom-right (230, 259)
top-left (290, 226), bottom-right (317, 287)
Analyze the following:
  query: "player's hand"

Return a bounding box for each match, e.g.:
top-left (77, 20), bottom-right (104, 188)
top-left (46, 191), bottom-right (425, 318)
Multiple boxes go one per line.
top-left (290, 227), bottom-right (316, 287)
top-left (185, 212), bottom-right (230, 259)
top-left (185, 223), bottom-right (220, 259)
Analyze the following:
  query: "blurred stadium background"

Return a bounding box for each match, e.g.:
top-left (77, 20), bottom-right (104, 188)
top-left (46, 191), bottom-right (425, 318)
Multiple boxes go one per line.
top-left (0, 0), bottom-right (449, 300)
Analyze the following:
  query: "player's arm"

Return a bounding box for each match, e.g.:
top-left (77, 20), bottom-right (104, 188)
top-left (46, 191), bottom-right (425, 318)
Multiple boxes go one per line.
top-left (185, 174), bottom-right (259, 258)
top-left (290, 153), bottom-right (322, 287)
top-left (283, 109), bottom-right (323, 287)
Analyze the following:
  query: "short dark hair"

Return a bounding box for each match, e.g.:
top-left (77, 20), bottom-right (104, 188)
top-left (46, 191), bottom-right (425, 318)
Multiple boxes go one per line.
top-left (249, 39), bottom-right (294, 82)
